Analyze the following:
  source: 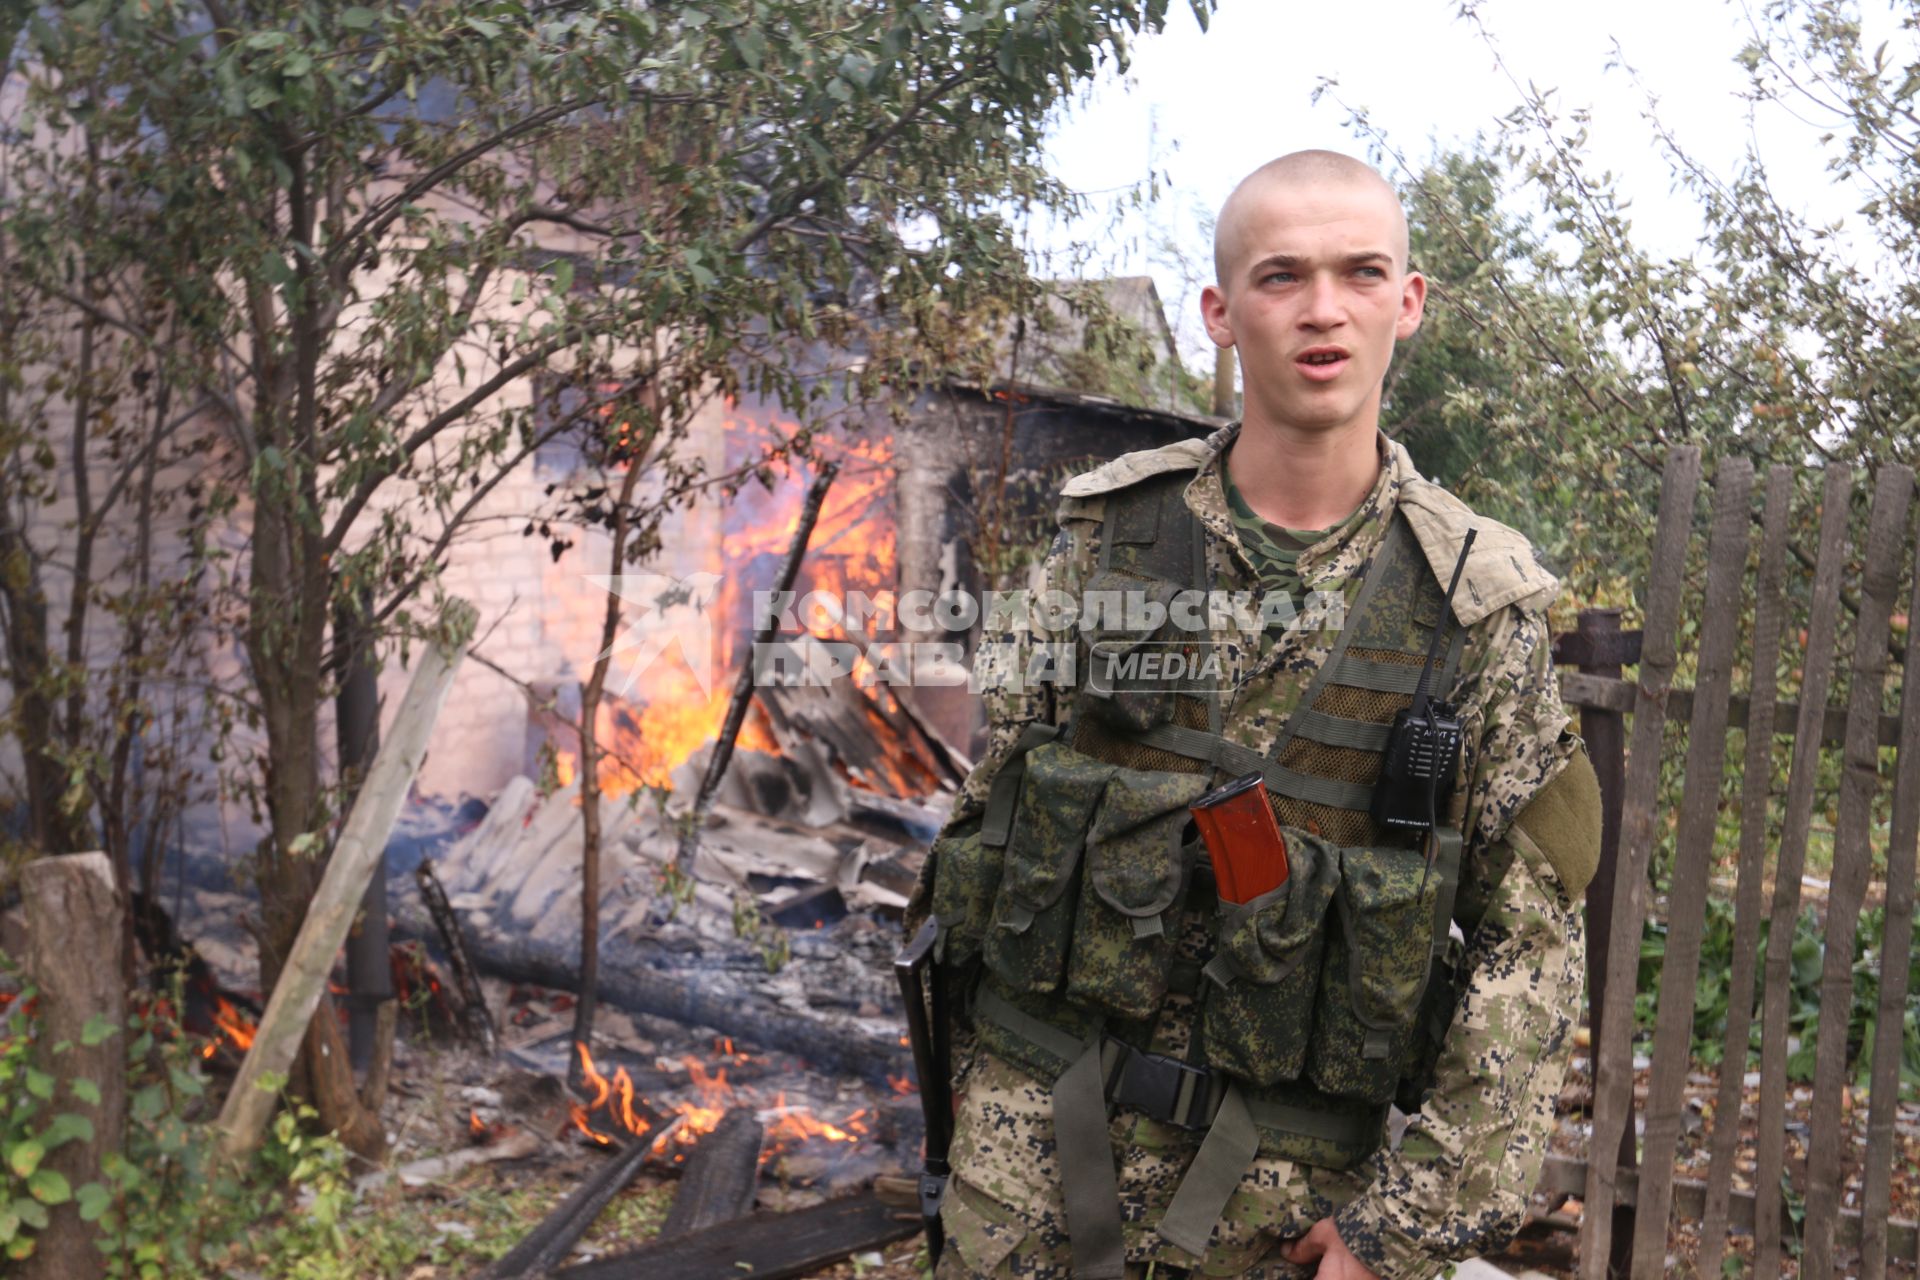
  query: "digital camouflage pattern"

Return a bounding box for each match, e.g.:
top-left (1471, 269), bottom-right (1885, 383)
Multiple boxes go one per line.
top-left (1064, 764), bottom-right (1211, 1020)
top-left (1201, 831), bottom-right (1340, 1088)
top-left (913, 425), bottom-right (1588, 1279)
top-left (1304, 844), bottom-right (1441, 1104)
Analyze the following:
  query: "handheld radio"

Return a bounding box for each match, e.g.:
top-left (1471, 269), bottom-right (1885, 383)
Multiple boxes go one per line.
top-left (1369, 529), bottom-right (1477, 834)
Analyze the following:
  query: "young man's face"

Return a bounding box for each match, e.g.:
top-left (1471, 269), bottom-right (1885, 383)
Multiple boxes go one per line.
top-left (1201, 179), bottom-right (1425, 439)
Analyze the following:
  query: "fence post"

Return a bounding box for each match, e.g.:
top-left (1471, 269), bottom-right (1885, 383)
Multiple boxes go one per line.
top-left (1574, 606), bottom-right (1635, 1279)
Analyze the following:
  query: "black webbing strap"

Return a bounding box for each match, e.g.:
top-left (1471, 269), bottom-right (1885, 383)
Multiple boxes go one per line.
top-left (1426, 825), bottom-right (1465, 967)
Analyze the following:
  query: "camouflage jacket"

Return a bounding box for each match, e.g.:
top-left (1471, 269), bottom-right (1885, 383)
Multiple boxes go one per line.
top-left (930, 425), bottom-right (1588, 1278)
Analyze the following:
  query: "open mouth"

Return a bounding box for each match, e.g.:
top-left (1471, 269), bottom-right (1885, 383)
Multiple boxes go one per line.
top-left (1295, 349), bottom-right (1350, 379)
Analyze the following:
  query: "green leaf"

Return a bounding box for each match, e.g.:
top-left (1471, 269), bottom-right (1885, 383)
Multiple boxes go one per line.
top-left (552, 258), bottom-right (574, 296)
top-left (39, 1113), bottom-right (92, 1150)
top-left (130, 1084), bottom-right (167, 1125)
top-left (11, 1197), bottom-right (46, 1232)
top-left (0, 1206), bottom-right (16, 1242)
top-left (69, 1078), bottom-right (101, 1107)
top-left (24, 1069), bottom-right (52, 1101)
top-left (466, 17), bottom-right (501, 38)
top-left (340, 6), bottom-right (378, 30)
top-left (245, 30), bottom-right (289, 49)
top-left (168, 1066), bottom-right (205, 1099)
top-left (27, 1170), bottom-right (69, 1206)
top-left (75, 1182), bottom-right (111, 1223)
top-left (284, 49), bottom-right (312, 77)
top-left (6, 1141), bottom-right (44, 1179)
top-left (80, 1014), bottom-right (116, 1048)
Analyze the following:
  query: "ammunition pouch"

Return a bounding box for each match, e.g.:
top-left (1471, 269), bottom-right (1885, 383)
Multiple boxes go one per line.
top-left (1197, 833), bottom-right (1340, 1087)
top-left (1065, 767), bottom-right (1211, 1020)
top-left (985, 740), bottom-right (1214, 1022)
top-left (1305, 842), bottom-right (1448, 1103)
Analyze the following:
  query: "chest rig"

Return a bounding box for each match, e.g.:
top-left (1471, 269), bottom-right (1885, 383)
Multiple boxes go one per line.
top-left (928, 470), bottom-right (1474, 1277)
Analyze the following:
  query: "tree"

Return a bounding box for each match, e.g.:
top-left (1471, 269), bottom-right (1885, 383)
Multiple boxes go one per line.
top-left (6, 0), bottom-right (1211, 1155)
top-left (1324, 0), bottom-right (1919, 605)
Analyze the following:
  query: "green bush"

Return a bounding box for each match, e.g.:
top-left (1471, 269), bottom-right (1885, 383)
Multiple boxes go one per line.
top-left (0, 964), bottom-right (530, 1278)
top-left (1636, 899), bottom-right (1920, 1094)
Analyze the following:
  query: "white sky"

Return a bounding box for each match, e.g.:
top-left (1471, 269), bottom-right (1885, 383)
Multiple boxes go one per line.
top-left (1035, 0), bottom-right (1904, 363)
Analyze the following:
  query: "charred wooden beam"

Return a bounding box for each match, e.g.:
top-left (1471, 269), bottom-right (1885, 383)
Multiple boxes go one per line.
top-left (417, 857), bottom-right (498, 1055)
top-left (480, 1116), bottom-right (683, 1279)
top-left (393, 902), bottom-right (910, 1087)
top-left (551, 1191), bottom-right (919, 1280)
top-left (659, 1107), bottom-right (764, 1239)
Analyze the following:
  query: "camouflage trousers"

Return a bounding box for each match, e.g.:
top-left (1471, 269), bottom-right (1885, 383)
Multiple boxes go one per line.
top-left (935, 1052), bottom-right (1369, 1279)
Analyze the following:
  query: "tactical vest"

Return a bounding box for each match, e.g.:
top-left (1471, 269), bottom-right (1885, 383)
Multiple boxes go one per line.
top-left (925, 471), bottom-right (1478, 1276)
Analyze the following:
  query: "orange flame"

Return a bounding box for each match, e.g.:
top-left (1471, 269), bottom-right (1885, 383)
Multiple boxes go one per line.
top-left (568, 1042), bottom-right (873, 1162)
top-left (213, 997), bottom-right (256, 1051)
top-left (555, 424), bottom-right (913, 801)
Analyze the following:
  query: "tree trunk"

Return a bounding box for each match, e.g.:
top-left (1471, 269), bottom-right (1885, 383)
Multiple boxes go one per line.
top-left (20, 853), bottom-right (125, 1280)
top-left (244, 491), bottom-right (371, 1150)
top-left (572, 432), bottom-right (649, 1087)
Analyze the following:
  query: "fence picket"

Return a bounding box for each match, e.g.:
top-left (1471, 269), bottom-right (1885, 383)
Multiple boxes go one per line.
top-left (1580, 446), bottom-right (1703, 1280)
top-left (1752, 466), bottom-right (1856, 1280)
top-left (1861, 474), bottom-right (1920, 1280)
top-left (1802, 467), bottom-right (1914, 1280)
top-left (1631, 457), bottom-right (1754, 1277)
top-left (1697, 465), bottom-right (1795, 1277)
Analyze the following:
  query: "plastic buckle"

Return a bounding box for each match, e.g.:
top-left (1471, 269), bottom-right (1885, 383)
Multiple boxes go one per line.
top-left (919, 1169), bottom-right (949, 1220)
top-left (1107, 1041), bottom-right (1214, 1130)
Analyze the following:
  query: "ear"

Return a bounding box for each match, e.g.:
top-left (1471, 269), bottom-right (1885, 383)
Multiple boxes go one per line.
top-left (1394, 270), bottom-right (1427, 341)
top-left (1201, 283), bottom-right (1235, 349)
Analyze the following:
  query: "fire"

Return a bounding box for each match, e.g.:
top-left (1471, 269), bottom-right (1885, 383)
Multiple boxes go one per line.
top-left (213, 997), bottom-right (256, 1052)
top-left (568, 1041), bottom-right (873, 1161)
top-left (551, 421), bottom-right (915, 801)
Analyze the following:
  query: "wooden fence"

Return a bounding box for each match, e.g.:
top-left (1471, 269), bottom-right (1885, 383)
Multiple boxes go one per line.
top-left (1546, 448), bottom-right (1920, 1279)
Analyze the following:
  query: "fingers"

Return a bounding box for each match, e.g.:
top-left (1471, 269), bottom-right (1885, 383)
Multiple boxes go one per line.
top-left (1282, 1223), bottom-right (1329, 1266)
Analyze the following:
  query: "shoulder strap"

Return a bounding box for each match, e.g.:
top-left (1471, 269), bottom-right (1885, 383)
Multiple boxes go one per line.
top-left (1096, 473), bottom-right (1205, 590)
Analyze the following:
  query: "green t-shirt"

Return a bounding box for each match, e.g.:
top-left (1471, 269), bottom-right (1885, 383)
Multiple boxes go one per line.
top-left (1222, 474), bottom-right (1345, 604)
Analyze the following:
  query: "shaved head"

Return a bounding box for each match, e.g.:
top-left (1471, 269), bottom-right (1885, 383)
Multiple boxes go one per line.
top-left (1213, 151), bottom-right (1409, 285)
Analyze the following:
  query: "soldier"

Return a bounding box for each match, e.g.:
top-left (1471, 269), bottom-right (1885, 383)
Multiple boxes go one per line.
top-left (907, 150), bottom-right (1601, 1279)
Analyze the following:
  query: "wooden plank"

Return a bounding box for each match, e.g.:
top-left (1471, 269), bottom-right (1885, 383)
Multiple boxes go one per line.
top-left (1630, 457), bottom-right (1753, 1277)
top-left (659, 1108), bottom-right (765, 1239)
top-left (1555, 671), bottom-right (1904, 749)
top-left (1861, 471), bottom-right (1920, 1280)
top-left (215, 599), bottom-right (476, 1162)
top-left (552, 1191), bottom-right (921, 1280)
top-left (1538, 1154), bottom-right (1920, 1265)
top-left (1752, 467), bottom-right (1855, 1280)
top-left (1698, 465), bottom-right (1795, 1277)
top-left (1803, 466), bottom-right (1915, 1280)
top-left (1574, 608), bottom-right (1637, 1280)
top-left (480, 1119), bottom-right (680, 1280)
top-left (1580, 445), bottom-right (1702, 1280)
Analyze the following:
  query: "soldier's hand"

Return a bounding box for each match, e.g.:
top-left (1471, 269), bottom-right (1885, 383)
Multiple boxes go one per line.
top-left (1280, 1217), bottom-right (1381, 1279)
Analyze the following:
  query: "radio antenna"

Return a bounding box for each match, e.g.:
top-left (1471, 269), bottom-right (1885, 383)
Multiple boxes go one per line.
top-left (1410, 529), bottom-right (1477, 717)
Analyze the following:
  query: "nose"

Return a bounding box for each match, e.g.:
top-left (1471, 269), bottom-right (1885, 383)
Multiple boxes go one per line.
top-left (1299, 273), bottom-right (1344, 331)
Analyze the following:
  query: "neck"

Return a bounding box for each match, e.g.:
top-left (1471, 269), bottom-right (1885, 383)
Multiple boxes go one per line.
top-left (1226, 417), bottom-right (1381, 529)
